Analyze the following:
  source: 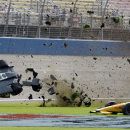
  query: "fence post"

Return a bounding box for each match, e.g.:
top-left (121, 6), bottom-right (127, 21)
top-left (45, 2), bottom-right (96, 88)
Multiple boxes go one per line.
top-left (98, 4), bottom-right (99, 16)
top-left (67, 0), bottom-right (78, 39)
top-left (16, 12), bottom-right (18, 37)
top-left (30, 0), bottom-right (32, 9)
top-left (3, 0), bottom-right (12, 37)
top-left (37, 1), bottom-right (38, 13)
top-left (80, 14), bottom-right (83, 39)
top-left (12, 7), bottom-right (14, 20)
top-left (27, 13), bottom-right (30, 37)
top-left (36, 0), bottom-right (46, 38)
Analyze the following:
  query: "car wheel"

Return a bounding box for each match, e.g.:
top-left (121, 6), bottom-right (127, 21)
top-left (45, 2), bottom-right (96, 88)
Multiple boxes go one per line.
top-left (122, 103), bottom-right (130, 115)
top-left (105, 101), bottom-right (118, 114)
top-left (105, 101), bottom-right (117, 107)
top-left (11, 83), bottom-right (23, 96)
top-left (0, 60), bottom-right (9, 68)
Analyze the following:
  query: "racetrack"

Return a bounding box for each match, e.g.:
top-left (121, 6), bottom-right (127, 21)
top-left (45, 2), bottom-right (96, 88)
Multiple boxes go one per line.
top-left (0, 114), bottom-right (130, 128)
top-left (0, 55), bottom-right (130, 128)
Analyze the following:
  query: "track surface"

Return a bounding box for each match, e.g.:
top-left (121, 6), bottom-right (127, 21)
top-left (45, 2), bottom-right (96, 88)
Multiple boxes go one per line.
top-left (0, 114), bottom-right (130, 128)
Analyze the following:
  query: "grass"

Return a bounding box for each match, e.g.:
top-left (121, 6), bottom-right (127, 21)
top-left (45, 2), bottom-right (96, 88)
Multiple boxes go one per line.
top-left (0, 102), bottom-right (127, 116)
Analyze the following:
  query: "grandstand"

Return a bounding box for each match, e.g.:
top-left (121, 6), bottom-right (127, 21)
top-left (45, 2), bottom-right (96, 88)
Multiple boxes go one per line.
top-left (0, 0), bottom-right (130, 41)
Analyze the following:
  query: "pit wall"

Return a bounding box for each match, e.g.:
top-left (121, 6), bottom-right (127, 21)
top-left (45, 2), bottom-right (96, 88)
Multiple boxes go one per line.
top-left (0, 37), bottom-right (130, 56)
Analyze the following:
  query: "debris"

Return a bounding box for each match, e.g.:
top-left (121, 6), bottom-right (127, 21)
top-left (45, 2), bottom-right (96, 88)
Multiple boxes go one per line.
top-left (56, 93), bottom-right (59, 95)
top-left (50, 75), bottom-right (57, 80)
top-left (25, 68), bottom-right (38, 78)
top-left (51, 82), bottom-right (54, 85)
top-left (48, 87), bottom-right (55, 95)
top-left (28, 77), bottom-right (31, 80)
top-left (31, 55), bottom-right (33, 58)
top-left (101, 23), bottom-right (104, 28)
top-left (90, 36), bottom-right (94, 39)
top-left (41, 95), bottom-right (45, 106)
top-left (17, 74), bottom-right (22, 83)
top-left (55, 82), bottom-right (57, 87)
top-left (63, 79), bottom-right (67, 83)
top-left (45, 27), bottom-right (48, 31)
top-left (12, 43), bottom-right (15, 45)
top-left (46, 83), bottom-right (51, 86)
top-left (72, 77), bottom-right (75, 81)
top-left (127, 58), bottom-right (130, 64)
top-left (73, 70), bottom-right (78, 76)
top-left (64, 42), bottom-right (68, 47)
top-left (43, 43), bottom-right (47, 46)
top-left (83, 24), bottom-right (91, 29)
top-left (70, 92), bottom-right (78, 102)
top-left (48, 98), bottom-right (52, 102)
top-left (93, 57), bottom-right (97, 60)
top-left (71, 82), bottom-right (75, 89)
top-left (46, 14), bottom-right (50, 18)
top-left (28, 94), bottom-right (33, 100)
top-left (49, 43), bottom-right (53, 47)
top-left (87, 11), bottom-right (94, 15)
top-left (45, 21), bottom-right (51, 25)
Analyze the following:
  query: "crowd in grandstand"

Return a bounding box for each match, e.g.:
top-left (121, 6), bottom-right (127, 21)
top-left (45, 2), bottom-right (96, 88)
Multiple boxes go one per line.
top-left (40, 5), bottom-right (79, 26)
top-left (0, 3), bottom-right (122, 27)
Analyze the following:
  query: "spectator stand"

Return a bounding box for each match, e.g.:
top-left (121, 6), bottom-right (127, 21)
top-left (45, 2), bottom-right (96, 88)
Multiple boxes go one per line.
top-left (0, 0), bottom-right (130, 41)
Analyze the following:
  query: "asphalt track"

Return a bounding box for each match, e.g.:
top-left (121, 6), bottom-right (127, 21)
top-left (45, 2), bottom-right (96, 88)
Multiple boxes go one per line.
top-left (0, 114), bottom-right (130, 128)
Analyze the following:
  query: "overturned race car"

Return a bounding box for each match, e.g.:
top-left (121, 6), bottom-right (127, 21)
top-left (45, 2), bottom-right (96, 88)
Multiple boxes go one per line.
top-left (0, 60), bottom-right (43, 98)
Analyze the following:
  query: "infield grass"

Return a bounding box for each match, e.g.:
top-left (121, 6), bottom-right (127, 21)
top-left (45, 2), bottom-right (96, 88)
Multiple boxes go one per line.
top-left (0, 102), bottom-right (127, 117)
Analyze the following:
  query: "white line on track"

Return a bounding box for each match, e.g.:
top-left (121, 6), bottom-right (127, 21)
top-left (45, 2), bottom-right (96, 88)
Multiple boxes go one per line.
top-left (0, 99), bottom-right (56, 102)
top-left (93, 98), bottom-right (130, 100)
top-left (0, 98), bottom-right (129, 102)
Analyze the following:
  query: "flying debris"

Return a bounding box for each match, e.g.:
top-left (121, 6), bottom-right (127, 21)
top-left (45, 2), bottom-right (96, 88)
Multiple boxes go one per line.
top-left (25, 68), bottom-right (38, 78)
top-left (48, 87), bottom-right (55, 95)
top-left (101, 23), bottom-right (104, 28)
top-left (28, 94), bottom-right (33, 100)
top-left (50, 75), bottom-right (57, 80)
top-left (45, 21), bottom-right (51, 25)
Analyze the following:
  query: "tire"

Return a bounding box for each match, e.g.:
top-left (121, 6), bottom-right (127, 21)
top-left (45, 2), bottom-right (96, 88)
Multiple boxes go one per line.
top-left (105, 101), bottom-right (117, 107)
top-left (32, 83), bottom-right (43, 92)
top-left (105, 101), bottom-right (118, 115)
top-left (11, 83), bottom-right (23, 96)
top-left (0, 60), bottom-right (9, 68)
top-left (122, 103), bottom-right (130, 115)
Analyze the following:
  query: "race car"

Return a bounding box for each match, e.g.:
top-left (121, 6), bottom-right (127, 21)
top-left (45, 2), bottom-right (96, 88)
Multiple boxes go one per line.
top-left (90, 101), bottom-right (130, 115)
top-left (0, 60), bottom-right (43, 98)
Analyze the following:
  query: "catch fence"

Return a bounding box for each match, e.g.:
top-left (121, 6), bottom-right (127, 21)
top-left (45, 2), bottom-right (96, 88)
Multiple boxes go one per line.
top-left (0, 0), bottom-right (130, 41)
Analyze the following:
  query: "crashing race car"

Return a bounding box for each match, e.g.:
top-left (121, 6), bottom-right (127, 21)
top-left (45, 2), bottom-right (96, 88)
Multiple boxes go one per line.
top-left (0, 60), bottom-right (43, 98)
top-left (90, 101), bottom-right (130, 115)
